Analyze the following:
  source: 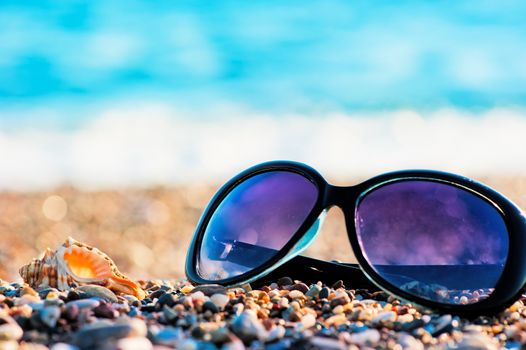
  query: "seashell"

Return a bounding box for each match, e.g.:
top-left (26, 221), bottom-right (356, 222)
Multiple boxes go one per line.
top-left (19, 237), bottom-right (146, 300)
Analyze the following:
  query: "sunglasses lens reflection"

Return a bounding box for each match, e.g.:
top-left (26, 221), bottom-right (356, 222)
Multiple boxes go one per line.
top-left (198, 171), bottom-right (318, 280)
top-left (356, 180), bottom-right (509, 305)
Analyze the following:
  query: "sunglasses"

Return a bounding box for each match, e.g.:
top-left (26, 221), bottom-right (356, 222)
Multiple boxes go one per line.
top-left (186, 161), bottom-right (526, 316)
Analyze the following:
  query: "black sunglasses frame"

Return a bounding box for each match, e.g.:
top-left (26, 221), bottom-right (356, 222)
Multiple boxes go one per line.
top-left (186, 160), bottom-right (526, 316)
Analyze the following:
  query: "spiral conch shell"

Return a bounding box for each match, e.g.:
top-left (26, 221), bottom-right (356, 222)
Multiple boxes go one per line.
top-left (19, 237), bottom-right (146, 300)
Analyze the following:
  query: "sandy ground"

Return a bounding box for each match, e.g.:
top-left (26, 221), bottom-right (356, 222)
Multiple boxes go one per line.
top-left (1, 176), bottom-right (525, 282)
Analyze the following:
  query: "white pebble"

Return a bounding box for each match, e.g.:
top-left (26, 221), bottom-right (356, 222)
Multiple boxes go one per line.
top-left (190, 291), bottom-right (206, 302)
top-left (116, 337), bottom-right (153, 350)
top-left (301, 313), bottom-right (317, 329)
top-left (288, 290), bottom-right (304, 299)
top-left (349, 329), bottom-right (381, 346)
top-left (267, 325), bottom-right (286, 342)
top-left (50, 344), bottom-right (80, 350)
top-left (373, 311), bottom-right (397, 324)
top-left (211, 293), bottom-right (229, 310)
top-left (398, 333), bottom-right (423, 350)
top-left (0, 323), bottom-right (23, 341)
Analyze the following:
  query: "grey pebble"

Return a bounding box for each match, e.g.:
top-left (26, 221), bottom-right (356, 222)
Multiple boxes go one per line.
top-left (66, 299), bottom-right (100, 310)
top-left (76, 285), bottom-right (118, 303)
top-left (162, 305), bottom-right (178, 322)
top-left (266, 325), bottom-right (286, 342)
top-left (277, 277), bottom-right (293, 287)
top-left (191, 284), bottom-right (227, 296)
top-left (157, 293), bottom-right (177, 308)
top-left (73, 322), bottom-right (133, 349)
top-left (231, 311), bottom-right (266, 343)
top-left (305, 284), bottom-right (322, 298)
top-left (40, 305), bottom-right (61, 328)
top-left (431, 314), bottom-right (454, 336)
top-left (210, 326), bottom-right (230, 344)
top-left (202, 300), bottom-right (219, 313)
top-left (310, 336), bottom-right (346, 350)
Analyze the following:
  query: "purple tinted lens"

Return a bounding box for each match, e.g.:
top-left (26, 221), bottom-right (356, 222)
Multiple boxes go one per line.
top-left (198, 171), bottom-right (318, 280)
top-left (356, 180), bottom-right (509, 305)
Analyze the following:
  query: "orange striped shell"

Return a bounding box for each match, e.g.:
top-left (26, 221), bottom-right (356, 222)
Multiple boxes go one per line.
top-left (19, 237), bottom-right (145, 300)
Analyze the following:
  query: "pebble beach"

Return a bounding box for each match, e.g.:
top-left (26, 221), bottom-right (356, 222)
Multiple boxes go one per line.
top-left (0, 178), bottom-right (525, 349)
top-left (0, 277), bottom-right (525, 350)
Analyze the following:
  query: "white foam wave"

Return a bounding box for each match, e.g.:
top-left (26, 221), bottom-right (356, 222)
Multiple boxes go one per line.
top-left (0, 105), bottom-right (525, 190)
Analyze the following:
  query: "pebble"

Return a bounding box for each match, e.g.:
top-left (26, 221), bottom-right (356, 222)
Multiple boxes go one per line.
top-left (210, 326), bottom-right (230, 344)
top-left (290, 283), bottom-right (309, 294)
top-left (267, 325), bottom-right (286, 342)
top-left (123, 318), bottom-right (148, 337)
top-left (276, 277), bottom-right (293, 287)
top-left (0, 341), bottom-right (19, 350)
top-left (432, 314), bottom-right (454, 336)
top-left (305, 284), bottom-right (322, 298)
top-left (210, 293), bottom-right (229, 310)
top-left (0, 277), bottom-right (521, 349)
top-left (73, 322), bottom-right (133, 349)
top-left (191, 284), bottom-right (227, 296)
top-left (116, 337), bottom-right (153, 350)
top-left (332, 305), bottom-right (344, 314)
top-left (319, 287), bottom-right (330, 299)
top-left (310, 336), bottom-right (346, 350)
top-left (39, 305), bottom-right (61, 328)
top-left (75, 285), bottom-right (118, 303)
top-left (157, 293), bottom-right (177, 308)
top-left (332, 280), bottom-right (344, 289)
top-left (349, 329), bottom-right (381, 346)
top-left (288, 290), bottom-right (304, 299)
top-left (373, 311), bottom-right (397, 324)
top-left (0, 323), bottom-right (23, 341)
top-left (163, 305), bottom-right (178, 322)
top-left (154, 327), bottom-right (183, 346)
top-left (202, 301), bottom-right (219, 313)
top-left (180, 285), bottom-right (194, 294)
top-left (301, 313), bottom-right (317, 329)
top-left (231, 311), bottom-right (266, 342)
top-left (325, 314), bottom-right (347, 327)
top-left (66, 299), bottom-right (100, 310)
top-left (93, 302), bottom-right (118, 319)
top-left (457, 332), bottom-right (499, 350)
top-left (50, 344), bottom-right (80, 350)
top-left (398, 333), bottom-right (423, 350)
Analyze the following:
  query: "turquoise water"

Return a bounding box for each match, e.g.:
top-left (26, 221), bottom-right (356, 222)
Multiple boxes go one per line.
top-left (1, 1), bottom-right (526, 119)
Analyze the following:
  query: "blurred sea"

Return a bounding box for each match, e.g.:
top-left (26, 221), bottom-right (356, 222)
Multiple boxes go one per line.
top-left (1, 1), bottom-right (526, 189)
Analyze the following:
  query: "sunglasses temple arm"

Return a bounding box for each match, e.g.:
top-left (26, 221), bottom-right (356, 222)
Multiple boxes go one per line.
top-left (253, 254), bottom-right (381, 291)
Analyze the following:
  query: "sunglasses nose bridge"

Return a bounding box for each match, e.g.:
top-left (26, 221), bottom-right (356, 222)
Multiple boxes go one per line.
top-left (324, 184), bottom-right (359, 209)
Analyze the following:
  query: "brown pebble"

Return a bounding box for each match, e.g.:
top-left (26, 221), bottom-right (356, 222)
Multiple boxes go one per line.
top-left (332, 280), bottom-right (345, 289)
top-left (291, 283), bottom-right (309, 294)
